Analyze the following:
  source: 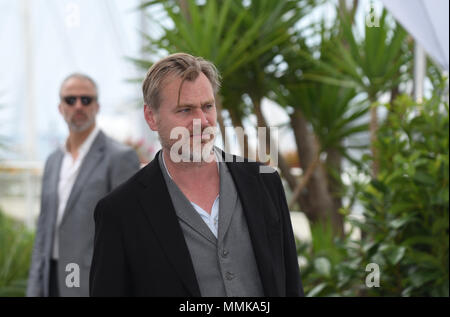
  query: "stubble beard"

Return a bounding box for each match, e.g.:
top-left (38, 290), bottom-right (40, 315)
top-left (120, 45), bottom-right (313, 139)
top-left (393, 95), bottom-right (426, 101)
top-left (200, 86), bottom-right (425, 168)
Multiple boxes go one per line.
top-left (67, 114), bottom-right (95, 133)
top-left (159, 127), bottom-right (216, 164)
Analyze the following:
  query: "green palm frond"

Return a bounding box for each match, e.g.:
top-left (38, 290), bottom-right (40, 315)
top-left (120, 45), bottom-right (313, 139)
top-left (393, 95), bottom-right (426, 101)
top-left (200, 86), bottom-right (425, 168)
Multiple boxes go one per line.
top-left (138, 0), bottom-right (316, 123)
top-left (271, 20), bottom-right (370, 157)
top-left (302, 7), bottom-right (412, 101)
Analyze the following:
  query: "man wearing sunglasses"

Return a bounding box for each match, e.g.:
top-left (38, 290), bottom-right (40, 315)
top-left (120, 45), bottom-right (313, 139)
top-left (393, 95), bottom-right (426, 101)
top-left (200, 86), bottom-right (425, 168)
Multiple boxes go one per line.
top-left (27, 73), bottom-right (141, 297)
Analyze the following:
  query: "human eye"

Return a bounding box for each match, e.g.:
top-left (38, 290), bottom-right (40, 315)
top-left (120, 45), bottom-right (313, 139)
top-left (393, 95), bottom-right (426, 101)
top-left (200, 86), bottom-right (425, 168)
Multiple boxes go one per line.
top-left (177, 108), bottom-right (191, 113)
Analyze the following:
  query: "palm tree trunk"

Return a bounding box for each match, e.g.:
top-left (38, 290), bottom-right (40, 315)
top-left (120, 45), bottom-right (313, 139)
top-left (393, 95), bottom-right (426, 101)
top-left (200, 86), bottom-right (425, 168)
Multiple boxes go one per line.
top-left (288, 151), bottom-right (320, 209)
top-left (179, 0), bottom-right (191, 22)
top-left (289, 108), bottom-right (335, 225)
top-left (325, 147), bottom-right (344, 236)
top-left (215, 95), bottom-right (228, 152)
top-left (252, 97), bottom-right (299, 195)
top-left (228, 108), bottom-right (251, 158)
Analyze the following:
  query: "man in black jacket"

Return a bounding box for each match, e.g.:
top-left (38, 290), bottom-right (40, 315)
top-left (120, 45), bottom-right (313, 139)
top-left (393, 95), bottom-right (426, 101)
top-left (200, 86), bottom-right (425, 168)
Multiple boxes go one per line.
top-left (89, 53), bottom-right (303, 297)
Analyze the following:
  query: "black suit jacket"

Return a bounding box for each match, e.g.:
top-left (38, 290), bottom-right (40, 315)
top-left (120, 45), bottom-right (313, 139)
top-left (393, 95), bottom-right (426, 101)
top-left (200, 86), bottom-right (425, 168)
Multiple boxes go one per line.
top-left (89, 151), bottom-right (304, 296)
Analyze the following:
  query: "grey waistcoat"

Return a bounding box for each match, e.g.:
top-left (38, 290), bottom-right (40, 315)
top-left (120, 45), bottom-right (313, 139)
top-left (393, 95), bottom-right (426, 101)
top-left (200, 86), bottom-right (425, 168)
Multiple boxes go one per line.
top-left (159, 153), bottom-right (264, 297)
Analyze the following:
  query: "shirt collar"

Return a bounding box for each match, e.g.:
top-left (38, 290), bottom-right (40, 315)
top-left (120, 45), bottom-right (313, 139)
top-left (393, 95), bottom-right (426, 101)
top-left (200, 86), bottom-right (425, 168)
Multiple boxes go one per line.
top-left (161, 147), bottom-right (220, 180)
top-left (62, 125), bottom-right (100, 157)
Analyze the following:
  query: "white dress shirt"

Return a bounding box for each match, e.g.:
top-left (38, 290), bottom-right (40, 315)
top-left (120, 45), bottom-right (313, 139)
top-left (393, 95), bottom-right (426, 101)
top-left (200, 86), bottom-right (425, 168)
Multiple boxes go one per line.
top-left (52, 126), bottom-right (100, 259)
top-left (162, 151), bottom-right (220, 238)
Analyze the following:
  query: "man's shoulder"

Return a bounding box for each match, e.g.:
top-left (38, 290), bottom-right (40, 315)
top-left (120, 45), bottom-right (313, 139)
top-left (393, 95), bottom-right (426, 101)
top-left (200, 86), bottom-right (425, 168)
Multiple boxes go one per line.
top-left (101, 132), bottom-right (135, 155)
top-left (99, 165), bottom-right (144, 202)
top-left (47, 146), bottom-right (63, 158)
top-left (217, 151), bottom-right (282, 196)
top-left (221, 151), bottom-right (279, 179)
top-left (44, 148), bottom-right (63, 167)
top-left (97, 157), bottom-right (160, 207)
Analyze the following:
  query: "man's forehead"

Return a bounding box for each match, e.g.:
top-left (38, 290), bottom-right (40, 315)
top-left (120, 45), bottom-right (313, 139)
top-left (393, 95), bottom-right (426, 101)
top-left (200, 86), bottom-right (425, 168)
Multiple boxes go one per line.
top-left (61, 78), bottom-right (96, 92)
top-left (158, 73), bottom-right (213, 106)
top-left (176, 74), bottom-right (213, 94)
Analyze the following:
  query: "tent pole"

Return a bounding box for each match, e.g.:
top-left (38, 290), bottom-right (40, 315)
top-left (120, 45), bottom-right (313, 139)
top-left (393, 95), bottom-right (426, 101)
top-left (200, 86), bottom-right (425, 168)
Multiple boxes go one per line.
top-left (414, 41), bottom-right (426, 103)
top-left (21, 0), bottom-right (36, 229)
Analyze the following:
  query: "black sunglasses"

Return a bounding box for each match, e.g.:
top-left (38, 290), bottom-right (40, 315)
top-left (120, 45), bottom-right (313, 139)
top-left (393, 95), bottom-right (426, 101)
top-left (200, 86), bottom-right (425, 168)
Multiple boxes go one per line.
top-left (62, 95), bottom-right (96, 106)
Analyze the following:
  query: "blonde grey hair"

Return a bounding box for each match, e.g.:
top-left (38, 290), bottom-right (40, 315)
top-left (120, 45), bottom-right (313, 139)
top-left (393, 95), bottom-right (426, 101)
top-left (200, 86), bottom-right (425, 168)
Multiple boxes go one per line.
top-left (142, 53), bottom-right (221, 111)
top-left (59, 73), bottom-right (98, 98)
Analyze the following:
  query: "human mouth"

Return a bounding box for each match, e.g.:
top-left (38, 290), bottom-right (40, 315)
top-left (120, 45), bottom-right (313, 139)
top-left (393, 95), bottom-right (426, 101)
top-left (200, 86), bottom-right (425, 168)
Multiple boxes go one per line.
top-left (74, 113), bottom-right (87, 119)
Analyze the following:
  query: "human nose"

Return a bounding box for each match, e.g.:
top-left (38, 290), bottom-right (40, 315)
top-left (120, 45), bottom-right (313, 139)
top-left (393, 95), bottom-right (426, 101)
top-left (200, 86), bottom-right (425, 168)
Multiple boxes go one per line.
top-left (192, 108), bottom-right (210, 127)
top-left (73, 98), bottom-right (85, 109)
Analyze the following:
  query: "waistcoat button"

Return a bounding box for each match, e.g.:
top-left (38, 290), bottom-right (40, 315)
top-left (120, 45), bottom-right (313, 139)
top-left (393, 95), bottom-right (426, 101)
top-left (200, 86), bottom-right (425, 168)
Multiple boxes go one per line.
top-left (225, 271), bottom-right (234, 280)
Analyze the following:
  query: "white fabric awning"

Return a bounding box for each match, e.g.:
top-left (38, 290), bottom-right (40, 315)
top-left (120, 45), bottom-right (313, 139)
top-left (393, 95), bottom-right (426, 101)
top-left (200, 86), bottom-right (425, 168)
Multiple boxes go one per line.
top-left (381, 0), bottom-right (449, 71)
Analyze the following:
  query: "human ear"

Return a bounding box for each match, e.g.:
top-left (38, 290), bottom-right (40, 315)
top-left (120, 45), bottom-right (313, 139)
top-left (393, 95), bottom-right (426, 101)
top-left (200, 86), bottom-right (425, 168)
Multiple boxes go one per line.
top-left (144, 104), bottom-right (158, 131)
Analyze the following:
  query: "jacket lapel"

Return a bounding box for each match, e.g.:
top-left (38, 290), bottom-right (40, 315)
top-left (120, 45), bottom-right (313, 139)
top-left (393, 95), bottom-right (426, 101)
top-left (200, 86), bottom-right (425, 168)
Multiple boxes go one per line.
top-left (60, 132), bottom-right (105, 227)
top-left (217, 162), bottom-right (238, 243)
top-left (49, 150), bottom-right (64, 218)
top-left (158, 152), bottom-right (217, 245)
top-left (137, 153), bottom-right (201, 297)
top-left (225, 158), bottom-right (279, 296)
top-left (45, 150), bottom-right (64, 257)
top-left (169, 194), bottom-right (218, 246)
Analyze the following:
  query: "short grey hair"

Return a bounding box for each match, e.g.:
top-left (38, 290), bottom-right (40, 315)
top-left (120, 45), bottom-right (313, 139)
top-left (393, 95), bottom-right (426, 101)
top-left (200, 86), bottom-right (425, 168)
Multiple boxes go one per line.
top-left (59, 73), bottom-right (98, 98)
top-left (142, 53), bottom-right (221, 111)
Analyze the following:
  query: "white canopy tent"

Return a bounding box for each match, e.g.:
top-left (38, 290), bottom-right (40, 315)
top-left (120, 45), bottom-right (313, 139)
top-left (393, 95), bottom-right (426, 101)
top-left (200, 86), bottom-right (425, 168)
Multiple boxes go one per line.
top-left (381, 0), bottom-right (449, 72)
top-left (381, 0), bottom-right (449, 102)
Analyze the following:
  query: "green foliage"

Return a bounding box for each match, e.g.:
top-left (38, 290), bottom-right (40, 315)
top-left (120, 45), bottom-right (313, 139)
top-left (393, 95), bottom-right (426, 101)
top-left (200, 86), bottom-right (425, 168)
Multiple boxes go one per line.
top-left (138, 0), bottom-right (300, 77)
top-left (298, 218), bottom-right (367, 297)
top-left (299, 93), bottom-right (449, 296)
top-left (0, 210), bottom-right (34, 296)
top-left (359, 93), bottom-right (449, 296)
top-left (141, 0), bottom-right (265, 76)
top-left (273, 24), bottom-right (371, 163)
top-left (301, 8), bottom-right (412, 101)
top-left (136, 0), bottom-right (316, 117)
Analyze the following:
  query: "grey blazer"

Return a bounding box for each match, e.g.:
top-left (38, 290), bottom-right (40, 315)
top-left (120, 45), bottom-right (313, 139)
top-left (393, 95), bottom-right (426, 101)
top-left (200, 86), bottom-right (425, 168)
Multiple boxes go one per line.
top-left (26, 131), bottom-right (140, 297)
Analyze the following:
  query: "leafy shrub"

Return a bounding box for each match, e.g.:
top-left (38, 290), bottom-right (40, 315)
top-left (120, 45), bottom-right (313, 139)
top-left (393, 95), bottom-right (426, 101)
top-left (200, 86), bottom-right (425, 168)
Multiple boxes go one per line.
top-left (0, 210), bottom-right (34, 296)
top-left (357, 94), bottom-right (449, 296)
top-left (299, 93), bottom-right (449, 297)
top-left (297, 220), bottom-right (365, 297)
